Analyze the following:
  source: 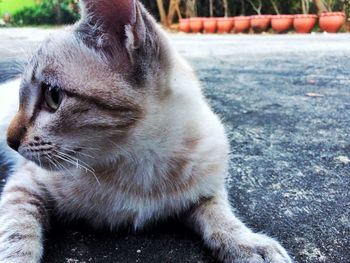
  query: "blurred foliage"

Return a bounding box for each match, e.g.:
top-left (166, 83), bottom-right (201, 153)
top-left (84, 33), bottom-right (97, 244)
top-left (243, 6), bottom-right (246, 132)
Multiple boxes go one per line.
top-left (145, 0), bottom-right (350, 18)
top-left (0, 0), bottom-right (36, 16)
top-left (12, 0), bottom-right (79, 25)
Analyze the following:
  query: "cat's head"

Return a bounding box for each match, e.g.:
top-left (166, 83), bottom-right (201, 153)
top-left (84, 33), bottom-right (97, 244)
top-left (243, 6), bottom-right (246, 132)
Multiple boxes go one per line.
top-left (6, 0), bottom-right (170, 172)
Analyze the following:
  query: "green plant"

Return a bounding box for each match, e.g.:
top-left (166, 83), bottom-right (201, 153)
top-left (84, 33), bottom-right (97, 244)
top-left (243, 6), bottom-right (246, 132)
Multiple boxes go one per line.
top-left (248, 0), bottom-right (262, 15)
top-left (270, 0), bottom-right (278, 14)
top-left (301, 0), bottom-right (311, 14)
top-left (0, 0), bottom-right (36, 16)
top-left (343, 0), bottom-right (350, 17)
top-left (12, 0), bottom-right (79, 25)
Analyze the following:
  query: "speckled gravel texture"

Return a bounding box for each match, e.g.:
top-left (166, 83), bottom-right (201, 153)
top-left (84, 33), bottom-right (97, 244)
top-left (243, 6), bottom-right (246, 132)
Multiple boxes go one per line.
top-left (0, 31), bottom-right (349, 263)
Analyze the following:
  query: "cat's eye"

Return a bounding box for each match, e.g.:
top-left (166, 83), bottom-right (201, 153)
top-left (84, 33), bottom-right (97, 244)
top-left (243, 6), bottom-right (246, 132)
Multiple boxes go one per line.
top-left (43, 83), bottom-right (63, 111)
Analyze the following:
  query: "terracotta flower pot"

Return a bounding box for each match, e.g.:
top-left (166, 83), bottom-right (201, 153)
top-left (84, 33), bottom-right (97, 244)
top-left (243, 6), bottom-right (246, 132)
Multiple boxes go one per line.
top-left (179, 18), bottom-right (191, 33)
top-left (250, 15), bottom-right (271, 33)
top-left (217, 17), bottom-right (234, 33)
top-left (203, 18), bottom-right (217, 33)
top-left (271, 15), bottom-right (294, 33)
top-left (190, 17), bottom-right (204, 33)
top-left (3, 13), bottom-right (11, 24)
top-left (234, 16), bottom-right (251, 33)
top-left (319, 12), bottom-right (345, 33)
top-left (293, 14), bottom-right (317, 33)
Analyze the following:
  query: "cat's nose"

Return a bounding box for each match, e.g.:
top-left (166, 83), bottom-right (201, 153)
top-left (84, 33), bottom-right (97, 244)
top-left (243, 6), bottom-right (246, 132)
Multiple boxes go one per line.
top-left (7, 111), bottom-right (28, 152)
top-left (7, 136), bottom-right (21, 151)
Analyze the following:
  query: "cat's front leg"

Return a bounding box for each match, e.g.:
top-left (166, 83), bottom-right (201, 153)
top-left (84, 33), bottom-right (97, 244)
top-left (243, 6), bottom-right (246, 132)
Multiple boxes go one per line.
top-left (0, 171), bottom-right (49, 263)
top-left (186, 192), bottom-right (292, 263)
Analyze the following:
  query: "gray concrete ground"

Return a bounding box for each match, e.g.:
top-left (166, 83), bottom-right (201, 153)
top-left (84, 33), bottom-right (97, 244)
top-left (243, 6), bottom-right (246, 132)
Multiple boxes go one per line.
top-left (0, 29), bottom-right (349, 263)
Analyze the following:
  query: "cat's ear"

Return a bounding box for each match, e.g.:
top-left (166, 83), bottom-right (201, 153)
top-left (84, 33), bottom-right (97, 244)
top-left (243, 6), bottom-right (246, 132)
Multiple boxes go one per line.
top-left (77, 0), bottom-right (145, 53)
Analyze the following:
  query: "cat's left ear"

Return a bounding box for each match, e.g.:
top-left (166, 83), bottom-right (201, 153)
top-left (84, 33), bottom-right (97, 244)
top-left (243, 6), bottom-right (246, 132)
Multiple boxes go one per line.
top-left (77, 0), bottom-right (145, 53)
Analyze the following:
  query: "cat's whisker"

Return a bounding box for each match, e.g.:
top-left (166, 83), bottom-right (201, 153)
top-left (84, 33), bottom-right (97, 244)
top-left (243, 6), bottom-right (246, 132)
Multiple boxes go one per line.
top-left (60, 146), bottom-right (96, 159)
top-left (51, 160), bottom-right (63, 173)
top-left (36, 152), bottom-right (42, 169)
top-left (45, 157), bottom-right (53, 172)
top-left (54, 153), bottom-right (79, 169)
top-left (44, 153), bottom-right (59, 172)
top-left (58, 153), bottom-right (94, 172)
top-left (59, 151), bottom-right (80, 169)
top-left (57, 151), bottom-right (95, 172)
top-left (58, 162), bottom-right (74, 176)
top-left (54, 151), bottom-right (100, 185)
top-left (77, 151), bottom-right (96, 159)
top-left (90, 172), bottom-right (101, 185)
top-left (52, 154), bottom-right (76, 176)
top-left (47, 155), bottom-right (60, 171)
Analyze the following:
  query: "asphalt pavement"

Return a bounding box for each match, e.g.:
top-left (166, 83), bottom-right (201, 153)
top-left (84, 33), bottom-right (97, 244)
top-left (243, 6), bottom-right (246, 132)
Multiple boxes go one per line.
top-left (0, 29), bottom-right (349, 263)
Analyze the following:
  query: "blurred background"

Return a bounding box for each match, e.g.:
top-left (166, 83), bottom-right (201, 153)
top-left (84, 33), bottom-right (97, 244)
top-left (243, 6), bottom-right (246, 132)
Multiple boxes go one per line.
top-left (0, 0), bottom-right (349, 33)
top-left (0, 1), bottom-right (349, 263)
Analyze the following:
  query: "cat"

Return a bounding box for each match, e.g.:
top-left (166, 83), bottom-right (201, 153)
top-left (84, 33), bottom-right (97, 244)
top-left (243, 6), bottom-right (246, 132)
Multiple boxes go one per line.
top-left (0, 0), bottom-right (293, 262)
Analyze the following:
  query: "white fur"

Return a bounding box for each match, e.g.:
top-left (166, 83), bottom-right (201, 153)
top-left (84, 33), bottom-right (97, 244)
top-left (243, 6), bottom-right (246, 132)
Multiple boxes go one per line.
top-left (0, 79), bottom-right (22, 163)
top-left (0, 79), bottom-right (20, 138)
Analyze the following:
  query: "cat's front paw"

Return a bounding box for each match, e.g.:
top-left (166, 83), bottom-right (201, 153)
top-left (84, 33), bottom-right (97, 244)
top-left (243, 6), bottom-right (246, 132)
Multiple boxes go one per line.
top-left (209, 231), bottom-right (293, 263)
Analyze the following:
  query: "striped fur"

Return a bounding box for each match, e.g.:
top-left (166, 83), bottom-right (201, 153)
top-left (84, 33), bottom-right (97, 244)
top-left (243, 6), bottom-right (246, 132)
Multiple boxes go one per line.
top-left (0, 162), bottom-right (49, 263)
top-left (0, 0), bottom-right (292, 262)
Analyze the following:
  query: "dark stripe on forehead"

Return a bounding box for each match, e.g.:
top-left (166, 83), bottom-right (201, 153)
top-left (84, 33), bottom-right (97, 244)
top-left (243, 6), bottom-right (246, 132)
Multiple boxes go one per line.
top-left (29, 83), bottom-right (44, 124)
top-left (64, 89), bottom-right (140, 113)
top-left (76, 120), bottom-right (138, 130)
top-left (31, 61), bottom-right (38, 83)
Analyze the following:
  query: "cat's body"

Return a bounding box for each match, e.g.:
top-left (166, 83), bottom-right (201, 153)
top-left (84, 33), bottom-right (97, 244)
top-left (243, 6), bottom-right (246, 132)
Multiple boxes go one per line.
top-left (1, 58), bottom-right (228, 229)
top-left (0, 1), bottom-right (292, 262)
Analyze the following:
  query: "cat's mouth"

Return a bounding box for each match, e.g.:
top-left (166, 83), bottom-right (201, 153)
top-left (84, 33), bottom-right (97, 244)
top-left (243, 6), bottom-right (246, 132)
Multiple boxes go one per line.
top-left (19, 145), bottom-right (68, 170)
top-left (20, 146), bottom-right (59, 171)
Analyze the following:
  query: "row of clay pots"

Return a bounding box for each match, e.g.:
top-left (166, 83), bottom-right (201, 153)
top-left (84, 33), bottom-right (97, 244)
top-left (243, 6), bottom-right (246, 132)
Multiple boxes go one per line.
top-left (180, 17), bottom-right (235, 33)
top-left (179, 12), bottom-right (346, 34)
